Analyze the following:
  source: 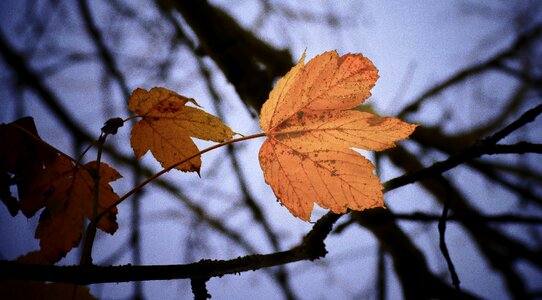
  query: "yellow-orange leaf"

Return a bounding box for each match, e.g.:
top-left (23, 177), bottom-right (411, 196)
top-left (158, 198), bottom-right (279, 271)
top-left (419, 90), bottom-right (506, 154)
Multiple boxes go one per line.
top-left (259, 51), bottom-right (417, 221)
top-left (129, 87), bottom-right (235, 172)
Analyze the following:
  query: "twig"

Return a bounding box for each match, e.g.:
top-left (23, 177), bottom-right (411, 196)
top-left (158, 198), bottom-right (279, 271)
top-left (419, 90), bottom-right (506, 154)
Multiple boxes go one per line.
top-left (79, 133), bottom-right (108, 266)
top-left (437, 177), bottom-right (461, 291)
top-left (93, 132), bottom-right (267, 224)
top-left (390, 213), bottom-right (542, 224)
top-left (398, 24), bottom-right (542, 118)
top-left (385, 103), bottom-right (542, 192)
top-left (79, 0), bottom-right (130, 98)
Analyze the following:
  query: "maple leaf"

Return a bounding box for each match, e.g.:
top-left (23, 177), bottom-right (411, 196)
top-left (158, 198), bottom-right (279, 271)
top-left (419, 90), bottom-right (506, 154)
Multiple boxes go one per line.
top-left (259, 51), bottom-right (417, 221)
top-left (129, 87), bottom-right (235, 172)
top-left (1, 117), bottom-right (122, 263)
top-left (0, 117), bottom-right (59, 216)
top-left (32, 159), bottom-right (121, 263)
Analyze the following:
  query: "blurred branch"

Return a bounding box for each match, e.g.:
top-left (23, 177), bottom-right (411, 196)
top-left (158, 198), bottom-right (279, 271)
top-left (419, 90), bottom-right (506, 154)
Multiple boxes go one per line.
top-left (196, 56), bottom-right (297, 300)
top-left (0, 30), bottom-right (93, 145)
top-left (21, 0), bottom-right (60, 59)
top-left (381, 212), bottom-right (542, 224)
top-left (335, 212), bottom-right (542, 233)
top-left (376, 246), bottom-right (386, 300)
top-left (351, 208), bottom-right (477, 299)
top-left (78, 0), bottom-right (130, 98)
top-left (437, 176), bottom-right (461, 291)
top-left (411, 82), bottom-right (530, 153)
top-left (471, 160), bottom-right (542, 184)
top-left (196, 58), bottom-right (282, 251)
top-left (158, 0), bottom-right (293, 111)
top-left (385, 103), bottom-right (542, 192)
top-left (398, 23), bottom-right (542, 118)
top-left (386, 145), bottom-right (541, 298)
top-left (256, 1), bottom-right (346, 29)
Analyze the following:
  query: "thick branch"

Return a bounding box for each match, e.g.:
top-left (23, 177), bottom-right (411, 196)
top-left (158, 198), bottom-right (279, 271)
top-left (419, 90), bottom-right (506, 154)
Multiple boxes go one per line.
top-left (160, 0), bottom-right (293, 110)
top-left (0, 212), bottom-right (339, 284)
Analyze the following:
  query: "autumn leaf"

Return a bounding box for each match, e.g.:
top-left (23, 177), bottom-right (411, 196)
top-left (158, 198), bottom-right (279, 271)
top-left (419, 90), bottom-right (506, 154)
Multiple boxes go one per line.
top-left (32, 160), bottom-right (121, 263)
top-left (129, 87), bottom-right (235, 172)
top-left (259, 51), bottom-right (417, 221)
top-left (0, 117), bottom-right (59, 216)
top-left (1, 117), bottom-right (121, 263)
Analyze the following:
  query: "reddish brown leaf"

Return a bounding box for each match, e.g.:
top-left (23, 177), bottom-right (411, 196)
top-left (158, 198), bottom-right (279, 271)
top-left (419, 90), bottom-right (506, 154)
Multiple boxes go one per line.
top-left (1, 117), bottom-right (122, 263)
top-left (33, 160), bottom-right (121, 263)
top-left (0, 117), bottom-right (58, 216)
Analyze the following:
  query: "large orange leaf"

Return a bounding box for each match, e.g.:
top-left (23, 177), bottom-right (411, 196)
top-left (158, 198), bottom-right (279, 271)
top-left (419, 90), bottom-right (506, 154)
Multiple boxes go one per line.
top-left (129, 87), bottom-right (235, 172)
top-left (259, 51), bottom-right (417, 221)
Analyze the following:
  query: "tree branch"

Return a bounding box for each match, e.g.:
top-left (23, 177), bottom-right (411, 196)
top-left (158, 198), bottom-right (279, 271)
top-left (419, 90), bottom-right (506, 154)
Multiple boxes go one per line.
top-left (0, 212), bottom-right (340, 284)
top-left (160, 0), bottom-right (293, 110)
top-left (2, 99), bottom-right (540, 285)
top-left (78, 0), bottom-right (130, 98)
top-left (398, 23), bottom-right (542, 118)
top-left (385, 104), bottom-right (542, 192)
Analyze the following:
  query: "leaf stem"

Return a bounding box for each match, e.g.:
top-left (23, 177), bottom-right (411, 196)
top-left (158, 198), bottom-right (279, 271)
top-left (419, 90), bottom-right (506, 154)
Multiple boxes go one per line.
top-left (75, 140), bottom-right (97, 165)
top-left (93, 132), bottom-right (267, 225)
top-left (80, 133), bottom-right (107, 266)
top-left (123, 115), bottom-right (139, 122)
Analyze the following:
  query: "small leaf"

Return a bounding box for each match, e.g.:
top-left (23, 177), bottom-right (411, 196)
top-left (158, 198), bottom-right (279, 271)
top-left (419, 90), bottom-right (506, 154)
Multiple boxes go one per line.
top-left (259, 51), bottom-right (417, 221)
top-left (129, 87), bottom-right (235, 172)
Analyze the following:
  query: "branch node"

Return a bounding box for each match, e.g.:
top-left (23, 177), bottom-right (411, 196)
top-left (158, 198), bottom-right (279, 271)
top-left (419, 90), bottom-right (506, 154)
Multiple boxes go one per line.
top-left (191, 277), bottom-right (212, 300)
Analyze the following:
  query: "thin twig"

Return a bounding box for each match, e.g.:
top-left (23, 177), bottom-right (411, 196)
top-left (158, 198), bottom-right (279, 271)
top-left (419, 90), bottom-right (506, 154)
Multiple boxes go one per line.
top-left (398, 24), bottom-right (542, 118)
top-left (79, 133), bottom-right (108, 266)
top-left (385, 104), bottom-right (542, 192)
top-left (437, 177), bottom-right (461, 291)
top-left (93, 132), bottom-right (266, 224)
